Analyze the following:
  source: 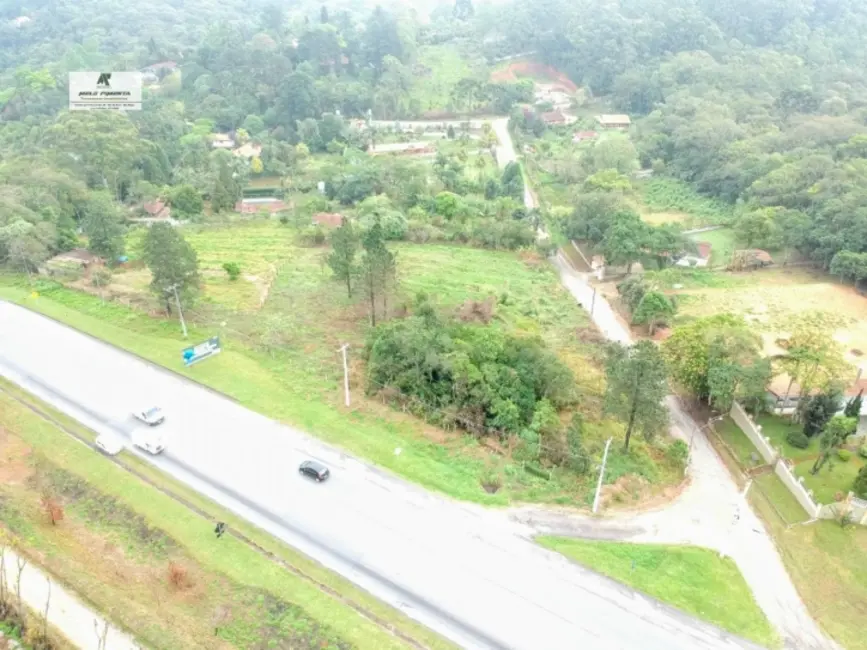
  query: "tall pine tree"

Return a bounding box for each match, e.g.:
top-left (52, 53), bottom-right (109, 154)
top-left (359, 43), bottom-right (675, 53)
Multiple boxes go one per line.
top-left (328, 218), bottom-right (359, 297)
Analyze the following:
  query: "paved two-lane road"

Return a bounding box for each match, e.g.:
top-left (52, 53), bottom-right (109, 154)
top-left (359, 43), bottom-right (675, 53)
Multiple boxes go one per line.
top-left (0, 301), bottom-right (760, 650)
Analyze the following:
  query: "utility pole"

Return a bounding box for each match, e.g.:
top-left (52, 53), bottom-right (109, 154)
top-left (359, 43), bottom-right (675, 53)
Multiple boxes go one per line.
top-left (168, 284), bottom-right (188, 338)
top-left (338, 344), bottom-right (350, 407)
top-left (590, 286), bottom-right (597, 318)
top-left (592, 438), bottom-right (613, 514)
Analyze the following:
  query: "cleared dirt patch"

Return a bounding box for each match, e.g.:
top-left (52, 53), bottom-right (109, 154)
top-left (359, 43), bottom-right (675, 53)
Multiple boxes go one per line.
top-left (490, 59), bottom-right (578, 93)
top-left (672, 267), bottom-right (867, 366)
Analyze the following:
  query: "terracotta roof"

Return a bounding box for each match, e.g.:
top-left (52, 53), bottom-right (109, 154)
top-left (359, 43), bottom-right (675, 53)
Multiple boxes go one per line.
top-left (235, 200), bottom-right (286, 214)
top-left (143, 200), bottom-right (169, 217)
top-left (573, 131), bottom-right (598, 141)
top-left (540, 111), bottom-right (567, 124)
top-left (312, 212), bottom-right (344, 228)
top-left (696, 241), bottom-right (712, 260)
top-left (744, 249), bottom-right (773, 263)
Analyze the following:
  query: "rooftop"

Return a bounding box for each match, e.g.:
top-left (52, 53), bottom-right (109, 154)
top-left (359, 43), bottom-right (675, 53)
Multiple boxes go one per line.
top-left (596, 114), bottom-right (632, 126)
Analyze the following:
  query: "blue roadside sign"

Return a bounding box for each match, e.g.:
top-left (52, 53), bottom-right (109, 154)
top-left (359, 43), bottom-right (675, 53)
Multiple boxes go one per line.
top-left (182, 336), bottom-right (221, 366)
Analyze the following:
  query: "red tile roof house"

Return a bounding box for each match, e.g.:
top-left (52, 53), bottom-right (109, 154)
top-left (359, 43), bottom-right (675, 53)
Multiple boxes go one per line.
top-left (572, 131), bottom-right (598, 143)
top-left (312, 212), bottom-right (345, 228)
top-left (235, 199), bottom-right (287, 214)
top-left (129, 200), bottom-right (177, 225)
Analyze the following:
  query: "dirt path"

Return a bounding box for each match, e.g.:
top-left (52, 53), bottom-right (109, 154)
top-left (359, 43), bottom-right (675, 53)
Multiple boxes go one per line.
top-left (0, 547), bottom-right (140, 650)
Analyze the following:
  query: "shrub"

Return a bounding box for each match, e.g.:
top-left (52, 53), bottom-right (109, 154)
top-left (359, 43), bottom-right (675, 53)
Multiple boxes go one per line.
top-left (90, 267), bottom-right (112, 287)
top-left (667, 439), bottom-right (689, 466)
top-left (41, 493), bottom-right (64, 525)
top-left (853, 464), bottom-right (867, 499)
top-left (222, 262), bottom-right (241, 281)
top-left (226, 261), bottom-right (243, 279)
top-left (523, 462), bottom-right (551, 480)
top-left (786, 430), bottom-right (810, 449)
top-left (168, 562), bottom-right (192, 590)
top-left (837, 449), bottom-right (852, 462)
top-left (859, 445), bottom-right (867, 459)
top-left (298, 224), bottom-right (326, 246)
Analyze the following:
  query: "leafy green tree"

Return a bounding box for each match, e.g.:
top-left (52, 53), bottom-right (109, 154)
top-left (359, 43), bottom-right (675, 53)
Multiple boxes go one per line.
top-left (142, 223), bottom-right (200, 314)
top-left (735, 208), bottom-right (779, 249)
top-left (811, 416), bottom-right (856, 475)
top-left (844, 391), bottom-right (863, 419)
top-left (361, 220), bottom-right (396, 326)
top-left (776, 321), bottom-right (849, 404)
top-left (801, 392), bottom-right (842, 438)
top-left (853, 464), bottom-right (867, 499)
top-left (632, 291), bottom-right (675, 335)
top-left (222, 261), bottom-right (241, 280)
top-left (604, 341), bottom-right (669, 452)
top-left (601, 214), bottom-right (647, 274)
top-left (662, 314), bottom-right (760, 401)
top-left (328, 218), bottom-right (359, 297)
top-left (168, 184), bottom-right (203, 219)
top-left (81, 192), bottom-right (125, 262)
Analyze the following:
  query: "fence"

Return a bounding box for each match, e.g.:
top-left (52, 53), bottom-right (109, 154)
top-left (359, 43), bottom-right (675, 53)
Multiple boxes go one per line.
top-left (729, 402), bottom-right (778, 464)
top-left (728, 402), bottom-right (826, 522)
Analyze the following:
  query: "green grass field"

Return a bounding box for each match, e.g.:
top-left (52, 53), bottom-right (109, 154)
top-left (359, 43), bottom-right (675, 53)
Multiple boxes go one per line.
top-left (748, 480), bottom-right (867, 650)
top-left (0, 222), bottom-right (689, 509)
top-left (537, 537), bottom-right (778, 647)
top-left (0, 380), bottom-right (454, 650)
top-left (411, 45), bottom-right (475, 113)
top-left (638, 178), bottom-right (737, 227)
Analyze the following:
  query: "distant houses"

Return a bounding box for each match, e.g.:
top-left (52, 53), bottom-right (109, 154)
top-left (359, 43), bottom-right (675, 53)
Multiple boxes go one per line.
top-left (674, 241), bottom-right (712, 268)
top-left (235, 198), bottom-right (286, 214)
top-left (596, 114), bottom-right (632, 129)
top-left (129, 200), bottom-right (177, 226)
top-left (539, 110), bottom-right (577, 126)
top-left (211, 133), bottom-right (236, 149)
top-left (312, 212), bottom-right (345, 228)
top-left (572, 131), bottom-right (598, 143)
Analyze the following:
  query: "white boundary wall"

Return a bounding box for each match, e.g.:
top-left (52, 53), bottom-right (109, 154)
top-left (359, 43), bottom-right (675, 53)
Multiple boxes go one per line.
top-left (729, 402), bottom-right (779, 464)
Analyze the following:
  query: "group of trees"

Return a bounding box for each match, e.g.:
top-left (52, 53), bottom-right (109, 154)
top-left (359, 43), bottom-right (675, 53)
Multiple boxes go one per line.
top-left (562, 192), bottom-right (686, 273)
top-left (364, 292), bottom-right (591, 472)
top-left (616, 276), bottom-right (676, 335)
top-left (479, 0), bottom-right (867, 270)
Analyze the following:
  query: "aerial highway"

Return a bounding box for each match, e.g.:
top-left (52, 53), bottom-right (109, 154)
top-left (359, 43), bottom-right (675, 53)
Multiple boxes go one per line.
top-left (0, 300), bottom-right (760, 650)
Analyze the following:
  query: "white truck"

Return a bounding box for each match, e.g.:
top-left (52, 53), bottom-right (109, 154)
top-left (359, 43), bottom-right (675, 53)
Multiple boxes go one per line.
top-left (132, 429), bottom-right (166, 455)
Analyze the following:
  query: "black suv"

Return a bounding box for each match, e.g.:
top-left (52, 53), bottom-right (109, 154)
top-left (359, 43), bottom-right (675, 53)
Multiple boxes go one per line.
top-left (299, 459), bottom-right (330, 482)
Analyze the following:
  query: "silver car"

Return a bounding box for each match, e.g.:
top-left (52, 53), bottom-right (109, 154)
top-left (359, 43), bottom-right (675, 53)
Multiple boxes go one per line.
top-left (133, 407), bottom-right (165, 426)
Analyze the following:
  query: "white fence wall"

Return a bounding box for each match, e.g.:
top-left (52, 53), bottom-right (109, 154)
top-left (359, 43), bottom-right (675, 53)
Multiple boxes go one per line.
top-left (773, 459), bottom-right (822, 519)
top-left (729, 402), bottom-right (779, 464)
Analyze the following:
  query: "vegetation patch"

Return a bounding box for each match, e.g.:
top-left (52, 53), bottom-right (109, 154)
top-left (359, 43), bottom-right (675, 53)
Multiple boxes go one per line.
top-left (537, 537), bottom-right (778, 648)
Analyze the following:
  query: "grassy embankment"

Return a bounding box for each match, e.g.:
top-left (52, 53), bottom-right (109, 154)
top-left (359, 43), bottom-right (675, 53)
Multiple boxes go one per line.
top-left (538, 537), bottom-right (778, 648)
top-left (0, 378), bottom-right (456, 650)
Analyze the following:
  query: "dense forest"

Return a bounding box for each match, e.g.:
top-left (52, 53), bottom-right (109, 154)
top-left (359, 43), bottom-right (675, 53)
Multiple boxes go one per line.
top-left (481, 0), bottom-right (867, 270)
top-left (3, 0), bottom-right (867, 274)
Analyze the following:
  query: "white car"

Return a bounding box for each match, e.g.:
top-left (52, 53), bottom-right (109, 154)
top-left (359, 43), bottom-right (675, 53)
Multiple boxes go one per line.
top-left (133, 407), bottom-right (165, 426)
top-left (132, 430), bottom-right (166, 455)
top-left (95, 433), bottom-right (124, 456)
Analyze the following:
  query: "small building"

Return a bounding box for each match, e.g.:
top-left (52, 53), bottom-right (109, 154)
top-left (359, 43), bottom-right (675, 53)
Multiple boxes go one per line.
top-left (540, 111), bottom-right (576, 126)
top-left (596, 114), bottom-right (632, 129)
top-left (767, 371), bottom-right (867, 436)
top-left (233, 143), bottom-right (262, 159)
top-left (572, 131), bottom-right (598, 143)
top-left (674, 241), bottom-right (712, 268)
top-left (368, 142), bottom-right (435, 157)
top-left (212, 133), bottom-right (235, 149)
top-left (235, 198), bottom-right (286, 215)
top-left (142, 60), bottom-right (178, 76)
top-left (733, 249), bottom-right (773, 270)
top-left (312, 212), bottom-right (345, 228)
top-left (143, 200), bottom-right (171, 220)
top-left (40, 248), bottom-right (101, 276)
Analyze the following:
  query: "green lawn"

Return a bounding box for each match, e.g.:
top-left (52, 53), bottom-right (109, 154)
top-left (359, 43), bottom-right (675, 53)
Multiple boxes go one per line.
top-left (689, 228), bottom-right (737, 267)
top-left (752, 472), bottom-right (813, 523)
top-left (794, 456), bottom-right (866, 506)
top-left (0, 381), bottom-right (454, 650)
top-left (749, 481), bottom-right (867, 650)
top-left (411, 45), bottom-right (475, 113)
top-left (715, 417), bottom-right (764, 468)
top-left (537, 537), bottom-right (778, 648)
